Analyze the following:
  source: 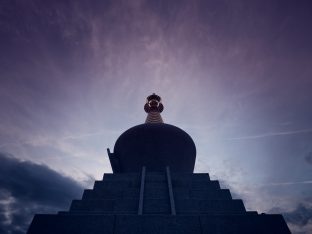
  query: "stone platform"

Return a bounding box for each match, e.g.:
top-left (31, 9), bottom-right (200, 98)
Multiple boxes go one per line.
top-left (27, 169), bottom-right (290, 233)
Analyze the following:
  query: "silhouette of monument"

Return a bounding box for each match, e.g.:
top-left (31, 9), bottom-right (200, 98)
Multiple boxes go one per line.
top-left (27, 94), bottom-right (290, 233)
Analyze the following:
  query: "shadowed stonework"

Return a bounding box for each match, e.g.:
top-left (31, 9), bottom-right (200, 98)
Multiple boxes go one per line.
top-left (27, 94), bottom-right (290, 233)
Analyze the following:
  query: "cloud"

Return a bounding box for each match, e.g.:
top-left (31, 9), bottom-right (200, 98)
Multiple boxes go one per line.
top-left (227, 128), bottom-right (312, 140)
top-left (0, 153), bottom-right (83, 234)
top-left (265, 181), bottom-right (312, 186)
top-left (283, 204), bottom-right (312, 227)
top-left (280, 203), bottom-right (312, 234)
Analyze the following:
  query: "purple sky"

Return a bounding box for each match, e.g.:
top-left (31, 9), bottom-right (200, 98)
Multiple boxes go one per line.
top-left (1, 0), bottom-right (312, 233)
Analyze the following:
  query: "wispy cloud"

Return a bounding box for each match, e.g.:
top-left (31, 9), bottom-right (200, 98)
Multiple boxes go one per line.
top-left (62, 130), bottom-right (119, 140)
top-left (265, 181), bottom-right (312, 186)
top-left (0, 129), bottom-right (119, 149)
top-left (227, 128), bottom-right (312, 140)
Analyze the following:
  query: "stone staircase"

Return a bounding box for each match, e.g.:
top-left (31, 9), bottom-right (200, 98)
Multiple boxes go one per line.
top-left (27, 168), bottom-right (290, 234)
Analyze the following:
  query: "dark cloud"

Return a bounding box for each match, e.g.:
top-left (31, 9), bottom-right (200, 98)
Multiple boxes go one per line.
top-left (270, 203), bottom-right (312, 233)
top-left (0, 153), bottom-right (83, 234)
top-left (284, 204), bottom-right (312, 228)
top-left (304, 152), bottom-right (312, 165)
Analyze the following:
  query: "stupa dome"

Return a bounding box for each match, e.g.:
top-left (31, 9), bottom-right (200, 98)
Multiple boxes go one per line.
top-left (113, 123), bottom-right (196, 172)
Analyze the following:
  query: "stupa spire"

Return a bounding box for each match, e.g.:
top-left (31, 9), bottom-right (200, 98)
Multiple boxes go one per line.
top-left (144, 93), bottom-right (164, 123)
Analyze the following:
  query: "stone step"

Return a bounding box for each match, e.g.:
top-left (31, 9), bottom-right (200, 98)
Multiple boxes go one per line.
top-left (175, 199), bottom-right (246, 214)
top-left (172, 180), bottom-right (220, 189)
top-left (82, 188), bottom-right (139, 200)
top-left (83, 187), bottom-right (231, 201)
top-left (144, 199), bottom-right (170, 214)
top-left (144, 181), bottom-right (167, 189)
top-left (28, 214), bottom-right (291, 234)
top-left (172, 173), bottom-right (210, 181)
top-left (69, 199), bottom-right (138, 214)
top-left (93, 180), bottom-right (140, 190)
top-left (190, 188), bottom-right (232, 199)
top-left (173, 188), bottom-right (231, 200)
top-left (145, 173), bottom-right (167, 182)
top-left (102, 173), bottom-right (140, 181)
top-left (144, 187), bottom-right (169, 199)
top-left (28, 214), bottom-right (115, 234)
top-left (70, 199), bottom-right (114, 212)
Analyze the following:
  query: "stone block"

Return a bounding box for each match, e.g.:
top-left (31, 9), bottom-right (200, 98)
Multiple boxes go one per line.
top-left (144, 181), bottom-right (167, 189)
top-left (144, 199), bottom-right (170, 214)
top-left (122, 188), bottom-right (140, 198)
top-left (114, 199), bottom-right (138, 214)
top-left (115, 215), bottom-right (201, 234)
top-left (70, 199), bottom-right (114, 212)
top-left (175, 199), bottom-right (199, 214)
top-left (82, 189), bottom-right (123, 200)
top-left (172, 180), bottom-right (220, 189)
top-left (145, 173), bottom-right (167, 182)
top-left (172, 173), bottom-right (210, 181)
top-left (190, 189), bottom-right (231, 200)
top-left (27, 214), bottom-right (115, 234)
top-left (192, 180), bottom-right (220, 189)
top-left (173, 188), bottom-right (190, 199)
top-left (200, 214), bottom-right (291, 234)
top-left (94, 180), bottom-right (139, 190)
top-left (199, 199), bottom-right (246, 213)
top-left (145, 187), bottom-right (169, 199)
top-left (103, 173), bottom-right (140, 181)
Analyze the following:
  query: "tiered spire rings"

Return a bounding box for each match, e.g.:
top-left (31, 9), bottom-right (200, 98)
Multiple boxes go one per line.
top-left (144, 93), bottom-right (164, 123)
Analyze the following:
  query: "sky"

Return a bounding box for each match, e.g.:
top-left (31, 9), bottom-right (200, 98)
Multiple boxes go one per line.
top-left (0, 0), bottom-right (312, 233)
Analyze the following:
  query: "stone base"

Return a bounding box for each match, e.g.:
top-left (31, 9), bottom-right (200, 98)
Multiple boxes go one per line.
top-left (27, 171), bottom-right (290, 234)
top-left (28, 214), bottom-right (290, 234)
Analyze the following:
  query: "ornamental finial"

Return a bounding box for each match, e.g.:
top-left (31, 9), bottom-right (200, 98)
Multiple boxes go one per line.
top-left (144, 93), bottom-right (164, 123)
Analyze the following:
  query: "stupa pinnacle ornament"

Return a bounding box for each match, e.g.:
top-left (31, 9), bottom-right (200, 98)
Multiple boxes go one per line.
top-left (144, 93), bottom-right (164, 123)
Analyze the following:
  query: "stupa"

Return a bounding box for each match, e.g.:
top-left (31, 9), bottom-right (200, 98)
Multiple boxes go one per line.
top-left (27, 94), bottom-right (290, 234)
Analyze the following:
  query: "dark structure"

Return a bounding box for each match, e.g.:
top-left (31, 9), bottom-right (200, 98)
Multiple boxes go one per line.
top-left (27, 94), bottom-right (291, 234)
